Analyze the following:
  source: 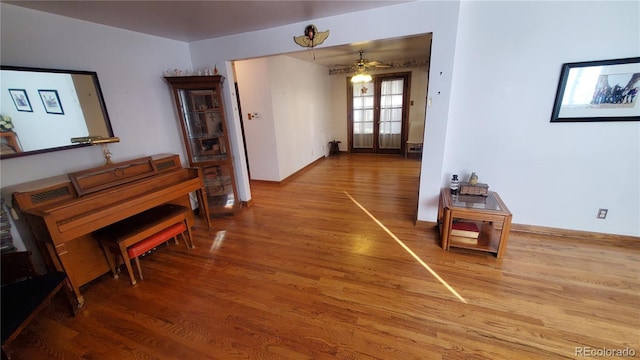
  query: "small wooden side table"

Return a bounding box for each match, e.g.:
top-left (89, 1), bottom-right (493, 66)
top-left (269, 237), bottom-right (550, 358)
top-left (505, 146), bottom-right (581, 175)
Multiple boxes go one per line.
top-left (1, 132), bottom-right (21, 153)
top-left (437, 188), bottom-right (512, 258)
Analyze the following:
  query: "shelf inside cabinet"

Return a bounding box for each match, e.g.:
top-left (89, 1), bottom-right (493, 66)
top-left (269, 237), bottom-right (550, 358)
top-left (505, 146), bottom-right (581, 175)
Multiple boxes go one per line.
top-left (188, 132), bottom-right (224, 140)
top-left (186, 111), bottom-right (223, 136)
top-left (188, 133), bottom-right (227, 160)
top-left (189, 89), bottom-right (220, 110)
top-left (192, 155), bottom-right (228, 162)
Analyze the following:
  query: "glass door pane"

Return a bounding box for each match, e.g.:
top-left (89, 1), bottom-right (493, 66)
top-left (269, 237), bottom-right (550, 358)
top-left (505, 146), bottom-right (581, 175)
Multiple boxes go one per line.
top-left (378, 79), bottom-right (403, 150)
top-left (352, 81), bottom-right (374, 149)
top-left (178, 88), bottom-right (228, 163)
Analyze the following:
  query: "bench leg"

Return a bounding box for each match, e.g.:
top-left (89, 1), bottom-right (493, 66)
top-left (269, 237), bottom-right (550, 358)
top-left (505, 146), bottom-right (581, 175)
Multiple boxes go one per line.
top-left (119, 244), bottom-right (137, 285)
top-left (134, 256), bottom-right (144, 281)
top-left (184, 220), bottom-right (195, 249)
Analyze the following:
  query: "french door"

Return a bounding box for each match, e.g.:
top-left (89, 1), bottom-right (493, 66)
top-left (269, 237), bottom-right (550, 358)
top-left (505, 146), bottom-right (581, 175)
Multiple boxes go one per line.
top-left (348, 73), bottom-right (411, 154)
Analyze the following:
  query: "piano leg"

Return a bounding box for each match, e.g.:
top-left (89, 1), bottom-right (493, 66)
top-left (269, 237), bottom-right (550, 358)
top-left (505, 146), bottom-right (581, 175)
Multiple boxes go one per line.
top-left (99, 240), bottom-right (120, 280)
top-left (45, 237), bottom-right (106, 308)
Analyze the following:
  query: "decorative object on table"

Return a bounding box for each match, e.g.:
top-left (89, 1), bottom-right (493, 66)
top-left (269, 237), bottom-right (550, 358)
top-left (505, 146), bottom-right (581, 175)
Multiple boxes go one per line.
top-left (457, 194), bottom-right (488, 204)
top-left (459, 182), bottom-right (489, 196)
top-left (0, 115), bottom-right (21, 154)
top-left (0, 115), bottom-right (14, 132)
top-left (469, 172), bottom-right (478, 185)
top-left (8, 89), bottom-right (33, 112)
top-left (449, 174), bottom-right (459, 194)
top-left (293, 24), bottom-right (330, 49)
top-left (550, 57), bottom-right (640, 122)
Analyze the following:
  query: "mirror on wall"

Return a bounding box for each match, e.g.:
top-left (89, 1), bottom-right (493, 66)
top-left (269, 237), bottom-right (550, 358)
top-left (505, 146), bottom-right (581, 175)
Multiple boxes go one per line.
top-left (0, 66), bottom-right (114, 159)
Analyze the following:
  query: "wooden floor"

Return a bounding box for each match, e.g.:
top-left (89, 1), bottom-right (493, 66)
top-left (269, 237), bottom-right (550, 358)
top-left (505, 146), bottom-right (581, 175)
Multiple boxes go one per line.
top-left (7, 154), bottom-right (639, 359)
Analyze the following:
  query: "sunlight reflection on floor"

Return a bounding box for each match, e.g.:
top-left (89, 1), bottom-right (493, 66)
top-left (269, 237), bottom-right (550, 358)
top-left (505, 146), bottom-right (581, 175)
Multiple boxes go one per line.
top-left (209, 230), bottom-right (226, 252)
top-left (343, 190), bottom-right (468, 304)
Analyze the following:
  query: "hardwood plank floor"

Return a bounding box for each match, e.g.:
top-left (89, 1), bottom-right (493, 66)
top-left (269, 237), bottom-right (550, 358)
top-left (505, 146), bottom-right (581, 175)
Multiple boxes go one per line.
top-left (6, 154), bottom-right (639, 359)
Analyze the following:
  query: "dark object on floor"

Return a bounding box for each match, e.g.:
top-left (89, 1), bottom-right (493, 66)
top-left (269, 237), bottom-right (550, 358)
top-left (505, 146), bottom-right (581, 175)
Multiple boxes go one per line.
top-left (1, 251), bottom-right (76, 359)
top-left (329, 140), bottom-right (341, 156)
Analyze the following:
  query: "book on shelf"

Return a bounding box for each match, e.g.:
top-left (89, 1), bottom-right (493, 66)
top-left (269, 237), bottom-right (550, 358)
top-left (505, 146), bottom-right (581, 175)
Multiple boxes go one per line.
top-left (451, 221), bottom-right (480, 238)
top-left (451, 236), bottom-right (478, 246)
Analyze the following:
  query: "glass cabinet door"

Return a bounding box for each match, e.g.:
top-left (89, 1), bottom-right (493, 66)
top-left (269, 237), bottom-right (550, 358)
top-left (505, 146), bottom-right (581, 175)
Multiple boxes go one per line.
top-left (203, 164), bottom-right (236, 212)
top-left (165, 75), bottom-right (240, 217)
top-left (178, 88), bottom-right (228, 163)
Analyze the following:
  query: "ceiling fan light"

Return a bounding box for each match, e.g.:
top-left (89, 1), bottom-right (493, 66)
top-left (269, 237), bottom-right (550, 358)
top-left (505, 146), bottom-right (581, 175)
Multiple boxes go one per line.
top-left (351, 72), bottom-right (372, 83)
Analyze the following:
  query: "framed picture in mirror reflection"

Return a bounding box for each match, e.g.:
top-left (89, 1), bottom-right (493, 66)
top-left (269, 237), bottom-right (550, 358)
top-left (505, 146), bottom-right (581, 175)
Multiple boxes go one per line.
top-left (8, 89), bottom-right (33, 112)
top-left (38, 89), bottom-right (64, 115)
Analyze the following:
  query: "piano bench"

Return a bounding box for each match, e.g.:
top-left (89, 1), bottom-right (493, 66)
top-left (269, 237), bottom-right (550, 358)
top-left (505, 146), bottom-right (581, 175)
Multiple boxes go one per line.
top-left (96, 204), bottom-right (194, 286)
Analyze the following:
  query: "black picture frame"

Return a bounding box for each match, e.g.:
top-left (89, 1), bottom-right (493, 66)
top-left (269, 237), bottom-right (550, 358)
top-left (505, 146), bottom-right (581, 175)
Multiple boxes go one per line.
top-left (550, 57), bottom-right (640, 122)
top-left (8, 89), bottom-right (33, 112)
top-left (38, 89), bottom-right (64, 115)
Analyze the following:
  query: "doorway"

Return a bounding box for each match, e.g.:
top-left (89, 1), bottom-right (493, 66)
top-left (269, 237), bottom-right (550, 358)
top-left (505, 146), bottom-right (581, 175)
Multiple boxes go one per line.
top-left (348, 72), bottom-right (411, 154)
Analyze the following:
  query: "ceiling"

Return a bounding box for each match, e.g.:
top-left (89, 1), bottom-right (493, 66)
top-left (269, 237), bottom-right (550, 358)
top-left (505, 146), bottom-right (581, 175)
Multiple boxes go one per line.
top-left (287, 34), bottom-right (431, 72)
top-left (5, 0), bottom-right (430, 70)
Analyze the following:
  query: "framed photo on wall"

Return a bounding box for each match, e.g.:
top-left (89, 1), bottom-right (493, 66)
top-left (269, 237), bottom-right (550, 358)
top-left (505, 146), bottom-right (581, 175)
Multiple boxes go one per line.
top-left (38, 89), bottom-right (64, 115)
top-left (550, 57), bottom-right (640, 122)
top-left (8, 89), bottom-right (33, 112)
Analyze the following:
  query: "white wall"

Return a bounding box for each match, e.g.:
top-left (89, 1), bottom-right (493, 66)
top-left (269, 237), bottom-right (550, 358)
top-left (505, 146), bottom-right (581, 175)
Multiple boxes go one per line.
top-left (0, 3), bottom-right (193, 187)
top-left (236, 55), bottom-right (330, 181)
top-left (234, 58), bottom-right (280, 181)
top-left (446, 1), bottom-right (639, 236)
top-left (270, 55), bottom-right (330, 179)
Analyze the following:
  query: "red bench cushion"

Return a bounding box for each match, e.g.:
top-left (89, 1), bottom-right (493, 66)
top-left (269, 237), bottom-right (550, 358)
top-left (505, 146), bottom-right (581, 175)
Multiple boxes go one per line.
top-left (127, 222), bottom-right (186, 258)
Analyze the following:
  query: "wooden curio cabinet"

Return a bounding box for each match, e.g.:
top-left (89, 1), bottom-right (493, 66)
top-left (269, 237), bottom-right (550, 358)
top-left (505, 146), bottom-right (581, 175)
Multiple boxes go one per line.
top-left (165, 75), bottom-right (239, 216)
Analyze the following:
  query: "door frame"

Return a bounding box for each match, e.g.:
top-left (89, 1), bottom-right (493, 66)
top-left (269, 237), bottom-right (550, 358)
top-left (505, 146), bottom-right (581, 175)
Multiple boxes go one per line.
top-left (347, 72), bottom-right (412, 154)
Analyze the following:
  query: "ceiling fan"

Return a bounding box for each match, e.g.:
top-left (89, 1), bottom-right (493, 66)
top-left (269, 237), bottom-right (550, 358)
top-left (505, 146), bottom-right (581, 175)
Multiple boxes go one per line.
top-left (338, 50), bottom-right (392, 72)
top-left (330, 50), bottom-right (392, 81)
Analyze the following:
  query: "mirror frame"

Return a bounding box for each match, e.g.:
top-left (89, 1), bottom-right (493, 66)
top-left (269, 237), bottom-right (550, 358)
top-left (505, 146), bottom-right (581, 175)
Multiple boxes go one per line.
top-left (0, 65), bottom-right (114, 160)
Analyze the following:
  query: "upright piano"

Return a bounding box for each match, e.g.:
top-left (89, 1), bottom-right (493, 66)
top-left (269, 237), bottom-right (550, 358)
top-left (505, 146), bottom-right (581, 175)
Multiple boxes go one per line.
top-left (6, 154), bottom-right (211, 307)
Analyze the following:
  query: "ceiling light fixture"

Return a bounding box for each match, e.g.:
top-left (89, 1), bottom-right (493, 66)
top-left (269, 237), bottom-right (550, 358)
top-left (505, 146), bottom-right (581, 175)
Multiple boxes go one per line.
top-left (351, 67), bottom-right (372, 83)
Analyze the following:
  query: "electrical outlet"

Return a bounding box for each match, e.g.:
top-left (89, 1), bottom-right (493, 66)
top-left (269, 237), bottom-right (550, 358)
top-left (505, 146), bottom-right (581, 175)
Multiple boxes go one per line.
top-left (597, 208), bottom-right (608, 219)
